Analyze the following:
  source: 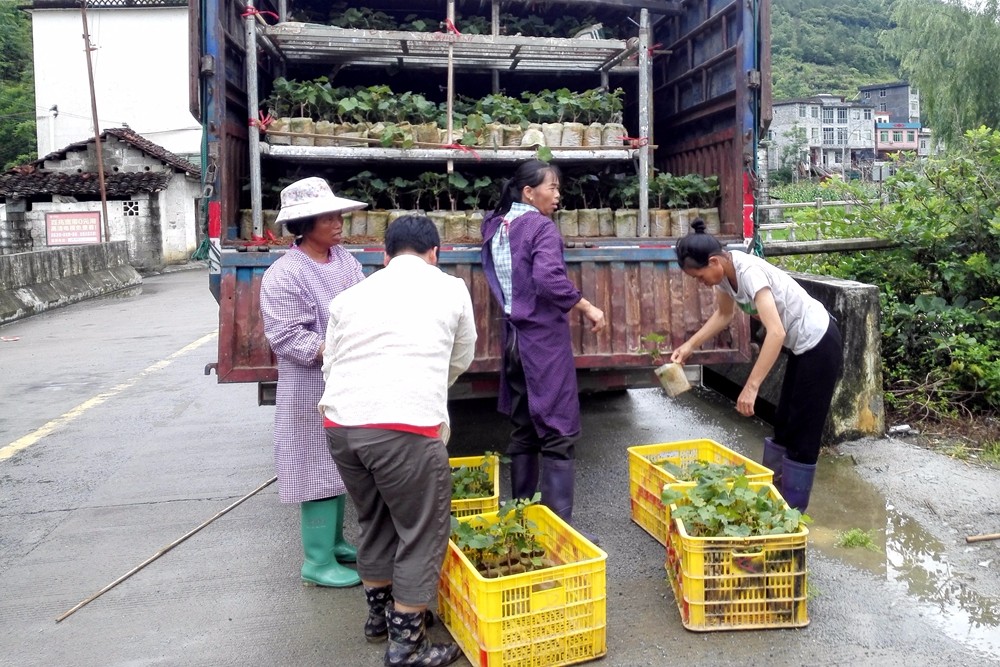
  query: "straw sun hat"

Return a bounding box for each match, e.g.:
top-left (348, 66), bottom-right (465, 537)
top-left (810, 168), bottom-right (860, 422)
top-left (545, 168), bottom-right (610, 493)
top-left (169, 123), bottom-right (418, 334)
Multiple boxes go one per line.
top-left (275, 177), bottom-right (367, 226)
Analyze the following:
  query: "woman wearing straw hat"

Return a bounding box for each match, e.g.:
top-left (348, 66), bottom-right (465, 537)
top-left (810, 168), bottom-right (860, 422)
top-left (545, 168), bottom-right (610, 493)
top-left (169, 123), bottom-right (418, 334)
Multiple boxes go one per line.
top-left (260, 176), bottom-right (368, 587)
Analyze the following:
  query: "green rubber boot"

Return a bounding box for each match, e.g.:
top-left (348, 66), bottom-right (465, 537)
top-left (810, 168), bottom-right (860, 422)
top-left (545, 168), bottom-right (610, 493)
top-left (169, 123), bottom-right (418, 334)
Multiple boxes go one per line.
top-left (330, 494), bottom-right (358, 563)
top-left (300, 499), bottom-right (361, 588)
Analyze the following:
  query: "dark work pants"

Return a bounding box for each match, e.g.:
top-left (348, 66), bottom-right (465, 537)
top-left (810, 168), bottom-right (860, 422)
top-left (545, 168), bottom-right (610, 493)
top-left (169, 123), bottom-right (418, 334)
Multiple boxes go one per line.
top-left (504, 324), bottom-right (578, 460)
top-left (774, 320), bottom-right (844, 465)
top-left (325, 427), bottom-right (452, 607)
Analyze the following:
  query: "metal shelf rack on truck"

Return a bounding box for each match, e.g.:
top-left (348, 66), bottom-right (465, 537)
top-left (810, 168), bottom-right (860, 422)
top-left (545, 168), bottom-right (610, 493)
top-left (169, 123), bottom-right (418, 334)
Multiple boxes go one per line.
top-left (190, 0), bottom-right (770, 403)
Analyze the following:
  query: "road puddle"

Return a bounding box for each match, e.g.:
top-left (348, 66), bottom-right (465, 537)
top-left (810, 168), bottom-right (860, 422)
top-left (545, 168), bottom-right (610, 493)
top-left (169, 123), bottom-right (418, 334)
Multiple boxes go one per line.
top-left (811, 454), bottom-right (1000, 660)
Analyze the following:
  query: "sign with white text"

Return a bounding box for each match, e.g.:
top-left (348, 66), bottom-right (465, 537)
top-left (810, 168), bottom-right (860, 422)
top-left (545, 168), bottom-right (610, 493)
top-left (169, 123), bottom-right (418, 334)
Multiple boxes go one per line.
top-left (45, 211), bottom-right (102, 245)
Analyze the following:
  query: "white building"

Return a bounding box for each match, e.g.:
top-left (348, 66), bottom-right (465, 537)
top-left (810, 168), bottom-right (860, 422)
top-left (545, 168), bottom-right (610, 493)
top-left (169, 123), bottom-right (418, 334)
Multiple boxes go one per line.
top-left (766, 95), bottom-right (876, 176)
top-left (26, 0), bottom-right (200, 160)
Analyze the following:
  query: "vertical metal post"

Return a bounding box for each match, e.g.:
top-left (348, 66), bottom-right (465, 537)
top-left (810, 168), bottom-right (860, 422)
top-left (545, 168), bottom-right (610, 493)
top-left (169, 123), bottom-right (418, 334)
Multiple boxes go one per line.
top-left (245, 1), bottom-right (263, 236)
top-left (278, 0), bottom-right (287, 22)
top-left (447, 0), bottom-right (455, 178)
top-left (80, 1), bottom-right (110, 243)
top-left (637, 8), bottom-right (651, 237)
top-left (491, 1), bottom-right (500, 93)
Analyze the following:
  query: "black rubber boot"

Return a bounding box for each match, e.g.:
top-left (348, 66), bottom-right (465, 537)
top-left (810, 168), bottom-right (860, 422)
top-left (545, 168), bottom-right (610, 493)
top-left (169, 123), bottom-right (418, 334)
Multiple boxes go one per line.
top-left (384, 604), bottom-right (460, 667)
top-left (539, 457), bottom-right (575, 523)
top-left (762, 437), bottom-right (786, 485)
top-left (365, 586), bottom-right (435, 643)
top-left (509, 453), bottom-right (540, 500)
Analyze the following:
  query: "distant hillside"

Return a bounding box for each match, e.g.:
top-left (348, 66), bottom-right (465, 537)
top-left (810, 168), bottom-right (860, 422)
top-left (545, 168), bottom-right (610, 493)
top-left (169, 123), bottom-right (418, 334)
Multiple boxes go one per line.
top-left (771, 0), bottom-right (900, 101)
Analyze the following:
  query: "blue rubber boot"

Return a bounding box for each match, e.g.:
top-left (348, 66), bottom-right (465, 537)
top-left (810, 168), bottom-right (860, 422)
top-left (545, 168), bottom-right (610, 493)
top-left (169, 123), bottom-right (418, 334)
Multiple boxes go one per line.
top-left (762, 437), bottom-right (786, 485)
top-left (510, 453), bottom-right (540, 500)
top-left (780, 457), bottom-right (817, 512)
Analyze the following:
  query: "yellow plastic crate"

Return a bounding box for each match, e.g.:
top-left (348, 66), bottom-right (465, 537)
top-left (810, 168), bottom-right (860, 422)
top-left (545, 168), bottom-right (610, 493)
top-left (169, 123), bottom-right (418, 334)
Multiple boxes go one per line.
top-left (627, 439), bottom-right (773, 546)
top-left (450, 455), bottom-right (500, 517)
top-left (665, 483), bottom-right (809, 631)
top-left (438, 505), bottom-right (608, 667)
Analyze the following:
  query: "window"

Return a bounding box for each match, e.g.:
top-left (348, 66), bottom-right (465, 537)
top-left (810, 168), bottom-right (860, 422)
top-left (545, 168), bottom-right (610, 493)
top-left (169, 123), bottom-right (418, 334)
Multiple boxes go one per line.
top-left (865, 131), bottom-right (872, 141)
top-left (767, 130), bottom-right (774, 141)
top-left (811, 128), bottom-right (819, 141)
top-left (123, 201), bottom-right (140, 217)
top-left (811, 106), bottom-right (819, 118)
top-left (864, 109), bottom-right (872, 120)
top-left (837, 128), bottom-right (847, 145)
top-left (893, 131), bottom-right (903, 142)
top-left (837, 108), bottom-right (848, 123)
top-left (852, 110), bottom-right (860, 120)
top-left (880, 131), bottom-right (889, 142)
top-left (834, 151), bottom-right (842, 164)
top-left (880, 88), bottom-right (886, 97)
top-left (879, 103), bottom-right (887, 112)
top-left (798, 104), bottom-right (806, 117)
top-left (823, 108), bottom-right (834, 123)
top-left (920, 139), bottom-right (928, 149)
top-left (823, 127), bottom-right (834, 144)
top-left (863, 91), bottom-right (871, 99)
top-left (906, 131), bottom-right (915, 142)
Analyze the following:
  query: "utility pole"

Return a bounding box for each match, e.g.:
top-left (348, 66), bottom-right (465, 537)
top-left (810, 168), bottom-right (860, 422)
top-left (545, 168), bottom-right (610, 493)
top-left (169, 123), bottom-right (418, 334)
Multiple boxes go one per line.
top-left (80, 0), bottom-right (110, 243)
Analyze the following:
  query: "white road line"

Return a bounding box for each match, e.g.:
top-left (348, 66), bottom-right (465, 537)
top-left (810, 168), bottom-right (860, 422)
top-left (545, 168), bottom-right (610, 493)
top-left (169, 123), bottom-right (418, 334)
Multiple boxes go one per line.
top-left (0, 330), bottom-right (219, 462)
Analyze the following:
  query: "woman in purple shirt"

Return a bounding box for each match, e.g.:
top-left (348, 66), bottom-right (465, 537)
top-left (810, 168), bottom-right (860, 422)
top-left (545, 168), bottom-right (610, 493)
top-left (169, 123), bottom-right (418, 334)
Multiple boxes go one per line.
top-left (481, 160), bottom-right (605, 532)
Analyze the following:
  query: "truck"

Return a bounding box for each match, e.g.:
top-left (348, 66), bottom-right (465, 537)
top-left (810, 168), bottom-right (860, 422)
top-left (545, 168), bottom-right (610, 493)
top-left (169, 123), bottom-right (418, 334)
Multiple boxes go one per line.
top-left (190, 0), bottom-right (771, 403)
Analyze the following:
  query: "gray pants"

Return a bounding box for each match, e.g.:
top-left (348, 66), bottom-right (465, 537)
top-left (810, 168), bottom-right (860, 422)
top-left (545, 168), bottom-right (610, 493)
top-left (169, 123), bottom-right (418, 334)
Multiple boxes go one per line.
top-left (325, 427), bottom-right (452, 606)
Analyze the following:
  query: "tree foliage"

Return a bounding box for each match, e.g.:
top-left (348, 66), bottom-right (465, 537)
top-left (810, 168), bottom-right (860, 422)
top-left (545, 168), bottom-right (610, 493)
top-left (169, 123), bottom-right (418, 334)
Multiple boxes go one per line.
top-left (771, 0), bottom-right (899, 99)
top-left (881, 0), bottom-right (1000, 147)
top-left (779, 128), bottom-right (1000, 421)
top-left (0, 2), bottom-right (36, 169)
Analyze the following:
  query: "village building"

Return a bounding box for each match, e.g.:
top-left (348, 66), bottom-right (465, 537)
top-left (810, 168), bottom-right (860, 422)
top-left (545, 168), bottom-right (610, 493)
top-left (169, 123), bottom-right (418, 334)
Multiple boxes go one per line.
top-left (0, 128), bottom-right (201, 271)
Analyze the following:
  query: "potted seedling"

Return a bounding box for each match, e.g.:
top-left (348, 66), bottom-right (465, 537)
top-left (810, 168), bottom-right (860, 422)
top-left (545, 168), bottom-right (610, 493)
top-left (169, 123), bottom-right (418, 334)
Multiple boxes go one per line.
top-left (348, 171), bottom-right (389, 238)
top-left (641, 331), bottom-right (691, 397)
top-left (557, 177), bottom-right (582, 237)
top-left (288, 78), bottom-right (319, 146)
top-left (555, 88), bottom-right (585, 146)
top-left (612, 174), bottom-right (640, 237)
top-left (264, 77), bottom-right (297, 145)
top-left (601, 88), bottom-right (627, 146)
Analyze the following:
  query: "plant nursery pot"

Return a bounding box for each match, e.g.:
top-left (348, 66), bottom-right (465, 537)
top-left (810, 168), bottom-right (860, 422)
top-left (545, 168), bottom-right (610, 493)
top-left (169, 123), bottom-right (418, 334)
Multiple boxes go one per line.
top-left (651, 209), bottom-right (672, 237)
top-left (577, 208), bottom-right (600, 237)
top-left (583, 122), bottom-right (604, 147)
top-left (387, 209), bottom-right (412, 226)
top-left (465, 210), bottom-right (484, 241)
top-left (349, 210), bottom-right (368, 238)
top-left (561, 122), bottom-right (585, 147)
top-left (289, 117), bottom-right (315, 146)
top-left (269, 117), bottom-right (291, 145)
top-left (414, 122), bottom-right (441, 144)
top-left (597, 207), bottom-right (614, 236)
top-left (557, 209), bottom-right (579, 237)
top-left (541, 122), bottom-right (563, 147)
top-left (263, 209), bottom-right (281, 238)
top-left (654, 362), bottom-right (692, 398)
top-left (483, 123), bottom-right (504, 148)
top-left (444, 212), bottom-right (468, 241)
top-left (614, 209), bottom-right (638, 237)
top-left (502, 125), bottom-right (524, 147)
top-left (366, 210), bottom-right (390, 240)
top-left (427, 210), bottom-right (448, 239)
top-left (671, 208), bottom-right (691, 237)
top-left (334, 123), bottom-right (369, 147)
top-left (314, 120), bottom-right (337, 147)
top-left (699, 207), bottom-right (721, 234)
top-left (602, 122), bottom-right (626, 146)
top-left (520, 128), bottom-right (546, 148)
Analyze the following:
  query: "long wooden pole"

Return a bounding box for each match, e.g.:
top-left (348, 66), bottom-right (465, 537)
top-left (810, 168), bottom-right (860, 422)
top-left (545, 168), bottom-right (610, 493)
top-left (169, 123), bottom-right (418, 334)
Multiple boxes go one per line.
top-left (55, 476), bottom-right (277, 623)
top-left (80, 0), bottom-right (111, 243)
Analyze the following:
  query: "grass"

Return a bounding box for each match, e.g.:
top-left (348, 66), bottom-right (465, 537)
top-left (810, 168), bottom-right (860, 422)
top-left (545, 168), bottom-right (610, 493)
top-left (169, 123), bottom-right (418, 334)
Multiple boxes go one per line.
top-left (980, 441), bottom-right (1000, 465)
top-left (835, 528), bottom-right (880, 552)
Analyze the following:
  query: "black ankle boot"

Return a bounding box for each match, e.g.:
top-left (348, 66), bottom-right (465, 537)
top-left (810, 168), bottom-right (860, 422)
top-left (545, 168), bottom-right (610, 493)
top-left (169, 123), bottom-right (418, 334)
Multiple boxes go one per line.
top-left (365, 586), bottom-right (435, 643)
top-left (509, 453), bottom-right (539, 499)
top-left (384, 603), bottom-right (460, 667)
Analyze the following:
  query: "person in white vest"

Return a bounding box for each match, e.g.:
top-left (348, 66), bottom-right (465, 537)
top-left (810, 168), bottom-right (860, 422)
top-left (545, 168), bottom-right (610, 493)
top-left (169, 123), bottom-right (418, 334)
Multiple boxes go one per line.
top-left (320, 215), bottom-right (476, 667)
top-left (670, 219), bottom-right (843, 512)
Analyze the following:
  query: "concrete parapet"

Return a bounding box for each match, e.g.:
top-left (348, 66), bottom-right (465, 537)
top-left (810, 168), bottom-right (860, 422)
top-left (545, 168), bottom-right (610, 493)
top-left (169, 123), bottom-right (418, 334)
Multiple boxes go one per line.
top-left (0, 242), bottom-right (142, 325)
top-left (707, 272), bottom-right (884, 444)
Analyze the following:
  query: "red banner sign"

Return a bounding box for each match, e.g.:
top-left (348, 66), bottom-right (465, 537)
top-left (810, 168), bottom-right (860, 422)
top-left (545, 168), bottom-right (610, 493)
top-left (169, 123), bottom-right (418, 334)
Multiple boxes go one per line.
top-left (45, 211), bottom-right (102, 245)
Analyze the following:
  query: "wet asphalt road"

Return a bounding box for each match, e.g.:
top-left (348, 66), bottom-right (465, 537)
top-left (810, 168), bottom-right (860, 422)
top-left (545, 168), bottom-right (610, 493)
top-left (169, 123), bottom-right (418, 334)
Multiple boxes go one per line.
top-left (0, 267), bottom-right (996, 666)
